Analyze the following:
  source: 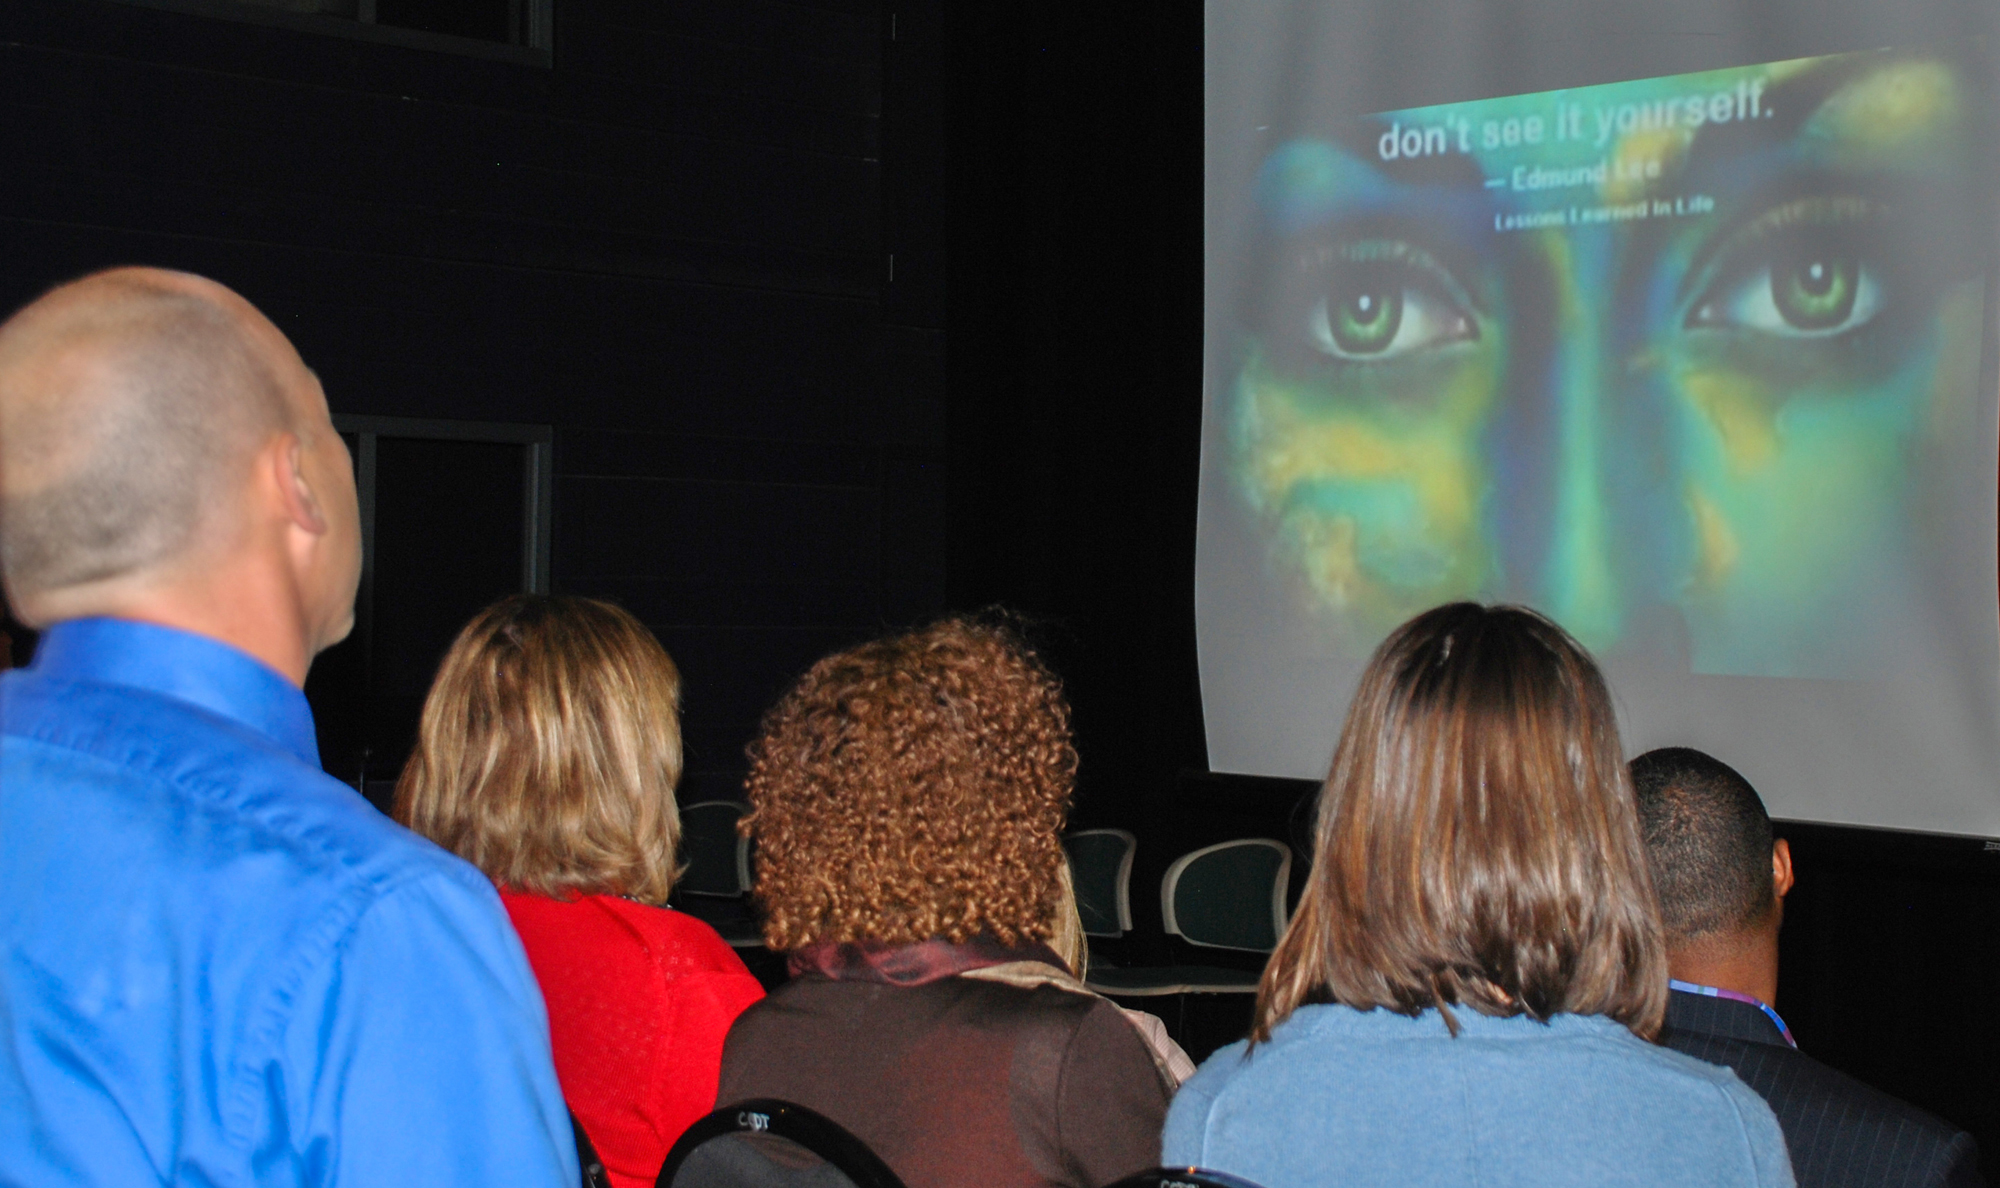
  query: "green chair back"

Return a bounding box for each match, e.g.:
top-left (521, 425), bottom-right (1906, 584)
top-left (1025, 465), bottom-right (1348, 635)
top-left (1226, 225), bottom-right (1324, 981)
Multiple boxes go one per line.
top-left (1161, 839), bottom-right (1291, 952)
top-left (679, 801), bottom-right (751, 898)
top-left (1063, 829), bottom-right (1136, 938)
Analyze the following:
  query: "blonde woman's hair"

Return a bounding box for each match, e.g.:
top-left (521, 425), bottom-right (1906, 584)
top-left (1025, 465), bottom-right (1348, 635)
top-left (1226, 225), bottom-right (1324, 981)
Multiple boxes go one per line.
top-left (1253, 602), bottom-right (1668, 1042)
top-left (395, 594), bottom-right (685, 904)
top-left (1050, 859), bottom-right (1089, 977)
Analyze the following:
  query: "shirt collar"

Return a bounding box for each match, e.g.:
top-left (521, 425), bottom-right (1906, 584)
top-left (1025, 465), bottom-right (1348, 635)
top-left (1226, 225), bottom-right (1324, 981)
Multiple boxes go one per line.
top-left (31, 617), bottom-right (321, 768)
top-left (788, 936), bottom-right (1068, 986)
top-left (1668, 978), bottom-right (1797, 1048)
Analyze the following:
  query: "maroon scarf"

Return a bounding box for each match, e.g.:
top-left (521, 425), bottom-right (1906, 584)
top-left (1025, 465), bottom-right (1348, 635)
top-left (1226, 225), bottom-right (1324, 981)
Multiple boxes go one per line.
top-left (788, 935), bottom-right (1067, 986)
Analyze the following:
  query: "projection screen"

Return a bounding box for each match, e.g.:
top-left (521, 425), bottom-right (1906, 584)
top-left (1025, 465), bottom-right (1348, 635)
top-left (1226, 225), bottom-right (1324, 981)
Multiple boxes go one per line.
top-left (1197, 3), bottom-right (2000, 835)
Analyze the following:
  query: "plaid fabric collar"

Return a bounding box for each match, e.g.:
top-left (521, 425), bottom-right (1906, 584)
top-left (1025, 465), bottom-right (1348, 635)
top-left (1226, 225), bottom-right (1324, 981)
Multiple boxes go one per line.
top-left (789, 936), bottom-right (1065, 986)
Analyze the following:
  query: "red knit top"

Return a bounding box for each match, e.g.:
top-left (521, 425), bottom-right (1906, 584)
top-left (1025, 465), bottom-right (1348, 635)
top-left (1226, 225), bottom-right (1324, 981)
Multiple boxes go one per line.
top-left (501, 891), bottom-right (765, 1188)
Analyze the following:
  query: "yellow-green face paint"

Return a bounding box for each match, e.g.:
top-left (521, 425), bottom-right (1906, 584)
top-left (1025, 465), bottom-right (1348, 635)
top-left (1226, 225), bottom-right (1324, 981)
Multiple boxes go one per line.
top-left (1232, 47), bottom-right (1990, 675)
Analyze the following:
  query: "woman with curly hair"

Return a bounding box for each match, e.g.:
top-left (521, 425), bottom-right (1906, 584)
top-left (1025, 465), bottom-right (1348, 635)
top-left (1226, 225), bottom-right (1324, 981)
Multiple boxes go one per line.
top-left (717, 615), bottom-right (1173, 1188)
top-left (1162, 603), bottom-right (1793, 1188)
top-left (396, 595), bottom-right (764, 1188)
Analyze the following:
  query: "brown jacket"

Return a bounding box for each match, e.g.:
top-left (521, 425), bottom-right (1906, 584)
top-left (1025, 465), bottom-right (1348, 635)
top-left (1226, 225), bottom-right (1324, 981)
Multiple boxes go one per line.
top-left (716, 941), bottom-right (1172, 1188)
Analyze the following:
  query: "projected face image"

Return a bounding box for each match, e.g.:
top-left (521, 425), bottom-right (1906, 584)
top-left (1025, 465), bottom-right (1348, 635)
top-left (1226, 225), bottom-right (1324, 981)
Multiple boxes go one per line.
top-left (1232, 49), bottom-right (1989, 675)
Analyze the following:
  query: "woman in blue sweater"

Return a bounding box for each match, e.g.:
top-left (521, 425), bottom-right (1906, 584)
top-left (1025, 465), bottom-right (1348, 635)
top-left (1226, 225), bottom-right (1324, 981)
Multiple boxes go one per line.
top-left (1163, 603), bottom-right (1794, 1188)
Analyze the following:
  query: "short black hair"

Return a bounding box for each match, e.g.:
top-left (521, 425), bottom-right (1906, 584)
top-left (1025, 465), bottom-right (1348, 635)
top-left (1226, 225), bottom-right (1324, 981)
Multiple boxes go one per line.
top-left (1630, 747), bottom-right (1775, 942)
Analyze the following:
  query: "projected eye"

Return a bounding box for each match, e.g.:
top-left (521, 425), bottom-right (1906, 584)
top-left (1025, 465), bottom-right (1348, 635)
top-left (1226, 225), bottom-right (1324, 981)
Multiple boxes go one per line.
top-left (1313, 285), bottom-right (1402, 356)
top-left (1302, 252), bottom-right (1478, 361)
top-left (1687, 199), bottom-right (1887, 339)
top-left (1692, 252), bottom-right (1882, 337)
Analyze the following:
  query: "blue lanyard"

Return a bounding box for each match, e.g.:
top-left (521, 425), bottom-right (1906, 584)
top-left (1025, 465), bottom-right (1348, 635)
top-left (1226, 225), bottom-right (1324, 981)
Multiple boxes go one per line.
top-left (1670, 978), bottom-right (1796, 1048)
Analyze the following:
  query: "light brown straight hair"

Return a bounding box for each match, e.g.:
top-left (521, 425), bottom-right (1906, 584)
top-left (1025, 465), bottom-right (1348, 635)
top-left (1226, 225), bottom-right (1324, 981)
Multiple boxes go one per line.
top-left (1253, 602), bottom-right (1667, 1042)
top-left (395, 595), bottom-right (684, 904)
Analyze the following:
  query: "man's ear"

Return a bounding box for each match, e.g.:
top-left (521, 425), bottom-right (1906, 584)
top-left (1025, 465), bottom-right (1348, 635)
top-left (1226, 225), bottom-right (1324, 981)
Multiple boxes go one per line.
top-left (1771, 836), bottom-right (1795, 903)
top-left (273, 434), bottom-right (328, 537)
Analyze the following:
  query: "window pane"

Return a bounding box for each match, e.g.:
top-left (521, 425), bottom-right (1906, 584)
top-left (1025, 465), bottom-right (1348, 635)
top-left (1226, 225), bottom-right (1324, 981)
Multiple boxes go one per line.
top-left (234, 0), bottom-right (360, 15)
top-left (375, 0), bottom-right (518, 44)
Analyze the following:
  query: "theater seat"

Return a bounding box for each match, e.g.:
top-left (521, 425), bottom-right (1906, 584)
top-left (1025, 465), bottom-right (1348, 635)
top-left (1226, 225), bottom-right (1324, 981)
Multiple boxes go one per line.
top-left (1085, 839), bottom-right (1291, 998)
top-left (674, 801), bottom-right (764, 949)
top-left (1064, 829), bottom-right (1137, 938)
top-left (572, 1110), bottom-right (613, 1188)
top-left (678, 802), bottom-right (754, 898)
top-left (1082, 964), bottom-right (1262, 995)
top-left (657, 1099), bottom-right (906, 1188)
top-left (1101, 1168), bottom-right (1271, 1188)
top-left (1160, 839), bottom-right (1290, 954)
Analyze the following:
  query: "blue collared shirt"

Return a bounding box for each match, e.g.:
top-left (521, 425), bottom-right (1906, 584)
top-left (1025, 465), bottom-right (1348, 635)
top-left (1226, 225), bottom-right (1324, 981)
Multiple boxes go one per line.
top-left (0, 618), bottom-right (578, 1186)
top-left (1668, 979), bottom-right (1797, 1048)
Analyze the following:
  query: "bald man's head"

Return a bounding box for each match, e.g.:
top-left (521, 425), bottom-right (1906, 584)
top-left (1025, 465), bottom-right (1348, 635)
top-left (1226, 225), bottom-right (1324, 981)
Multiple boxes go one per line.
top-left (0, 269), bottom-right (293, 603)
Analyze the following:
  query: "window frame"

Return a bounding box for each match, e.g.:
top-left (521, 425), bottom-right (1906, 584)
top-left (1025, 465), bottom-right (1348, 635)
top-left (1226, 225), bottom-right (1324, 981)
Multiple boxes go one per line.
top-left (332, 414), bottom-right (555, 603)
top-left (107, 0), bottom-right (553, 67)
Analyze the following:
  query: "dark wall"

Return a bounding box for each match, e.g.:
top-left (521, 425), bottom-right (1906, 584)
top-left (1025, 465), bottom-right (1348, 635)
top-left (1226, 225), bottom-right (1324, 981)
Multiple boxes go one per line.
top-left (0, 0), bottom-right (946, 796)
top-left (1776, 823), bottom-right (2000, 1174)
top-left (944, 1), bottom-right (1210, 817)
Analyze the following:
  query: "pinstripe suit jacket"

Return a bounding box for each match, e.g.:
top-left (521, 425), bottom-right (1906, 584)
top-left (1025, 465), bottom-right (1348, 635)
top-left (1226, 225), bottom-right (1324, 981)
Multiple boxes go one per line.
top-left (1659, 989), bottom-right (1983, 1188)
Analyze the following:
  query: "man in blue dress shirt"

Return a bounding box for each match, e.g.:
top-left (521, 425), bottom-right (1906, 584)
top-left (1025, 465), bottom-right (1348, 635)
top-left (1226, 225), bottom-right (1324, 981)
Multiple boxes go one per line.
top-left (0, 268), bottom-right (578, 1185)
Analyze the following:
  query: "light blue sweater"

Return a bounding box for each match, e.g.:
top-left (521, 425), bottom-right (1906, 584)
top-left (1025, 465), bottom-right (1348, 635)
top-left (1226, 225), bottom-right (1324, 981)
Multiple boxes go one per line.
top-left (1163, 1003), bottom-right (1795, 1188)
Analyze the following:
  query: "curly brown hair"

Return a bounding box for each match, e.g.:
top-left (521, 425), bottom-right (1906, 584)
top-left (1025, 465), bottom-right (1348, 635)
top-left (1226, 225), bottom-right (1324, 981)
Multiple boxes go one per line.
top-left (743, 615), bottom-right (1078, 951)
